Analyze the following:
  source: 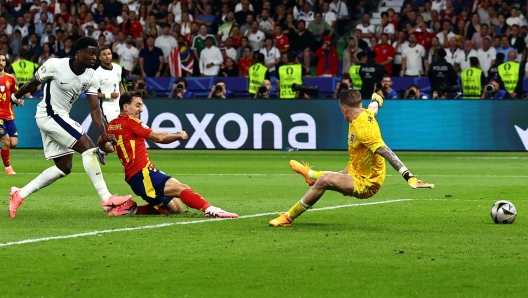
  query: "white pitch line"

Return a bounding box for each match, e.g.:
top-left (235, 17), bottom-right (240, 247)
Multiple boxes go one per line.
top-left (0, 199), bottom-right (412, 247)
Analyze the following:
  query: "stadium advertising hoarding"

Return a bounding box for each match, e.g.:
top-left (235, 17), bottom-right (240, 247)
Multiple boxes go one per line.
top-left (11, 99), bottom-right (528, 151)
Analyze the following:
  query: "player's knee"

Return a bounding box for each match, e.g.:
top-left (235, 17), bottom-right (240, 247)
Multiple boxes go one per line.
top-left (314, 173), bottom-right (332, 188)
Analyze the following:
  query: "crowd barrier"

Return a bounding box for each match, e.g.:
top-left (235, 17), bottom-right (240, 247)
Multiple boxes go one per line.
top-left (9, 98), bottom-right (528, 151)
top-left (146, 77), bottom-right (528, 98)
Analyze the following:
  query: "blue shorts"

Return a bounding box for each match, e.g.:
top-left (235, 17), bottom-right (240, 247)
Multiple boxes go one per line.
top-left (128, 165), bottom-right (173, 208)
top-left (0, 119), bottom-right (18, 138)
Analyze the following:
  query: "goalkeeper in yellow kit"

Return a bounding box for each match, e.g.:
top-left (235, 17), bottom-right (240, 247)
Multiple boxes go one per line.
top-left (269, 87), bottom-right (433, 227)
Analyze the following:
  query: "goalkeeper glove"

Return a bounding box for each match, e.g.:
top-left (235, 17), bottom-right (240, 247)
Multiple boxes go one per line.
top-left (401, 170), bottom-right (417, 188)
top-left (371, 93), bottom-right (384, 108)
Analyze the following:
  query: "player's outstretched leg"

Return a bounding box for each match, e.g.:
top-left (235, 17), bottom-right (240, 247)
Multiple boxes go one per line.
top-left (179, 188), bottom-right (238, 218)
top-left (81, 148), bottom-right (132, 212)
top-left (289, 160), bottom-right (331, 186)
top-left (2, 148), bottom-right (15, 175)
top-left (269, 199), bottom-right (311, 227)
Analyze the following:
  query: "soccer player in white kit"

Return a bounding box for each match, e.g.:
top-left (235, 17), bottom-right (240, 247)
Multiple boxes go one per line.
top-left (8, 37), bottom-right (135, 218)
top-left (95, 45), bottom-right (125, 123)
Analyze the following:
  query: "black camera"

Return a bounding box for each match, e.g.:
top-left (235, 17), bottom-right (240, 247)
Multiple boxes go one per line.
top-left (176, 83), bottom-right (184, 91)
top-left (258, 85), bottom-right (268, 94)
top-left (138, 82), bottom-right (145, 90)
top-left (485, 84), bottom-right (494, 93)
top-left (407, 89), bottom-right (416, 98)
top-left (339, 82), bottom-right (349, 90)
top-left (291, 83), bottom-right (319, 95)
top-left (215, 85), bottom-right (223, 93)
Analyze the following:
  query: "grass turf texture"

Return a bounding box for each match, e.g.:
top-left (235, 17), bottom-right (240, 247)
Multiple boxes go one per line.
top-left (1, 150), bottom-right (528, 297)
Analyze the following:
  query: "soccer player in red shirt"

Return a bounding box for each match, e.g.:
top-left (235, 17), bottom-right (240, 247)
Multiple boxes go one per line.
top-left (99, 91), bottom-right (239, 217)
top-left (0, 53), bottom-right (22, 175)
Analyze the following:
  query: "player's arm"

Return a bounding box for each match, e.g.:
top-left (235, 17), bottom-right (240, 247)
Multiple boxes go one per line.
top-left (12, 78), bottom-right (41, 106)
top-left (147, 130), bottom-right (189, 144)
top-left (119, 82), bottom-right (125, 95)
top-left (375, 145), bottom-right (433, 188)
top-left (87, 93), bottom-right (116, 144)
top-left (97, 136), bottom-right (115, 153)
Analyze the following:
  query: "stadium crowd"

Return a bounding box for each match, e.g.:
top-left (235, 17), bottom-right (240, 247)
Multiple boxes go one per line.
top-left (0, 0), bottom-right (527, 98)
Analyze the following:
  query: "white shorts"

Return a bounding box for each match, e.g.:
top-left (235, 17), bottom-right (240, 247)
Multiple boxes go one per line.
top-left (101, 102), bottom-right (120, 123)
top-left (36, 115), bottom-right (84, 160)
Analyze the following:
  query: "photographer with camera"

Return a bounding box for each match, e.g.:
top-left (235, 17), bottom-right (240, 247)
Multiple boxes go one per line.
top-left (404, 84), bottom-right (430, 99)
top-left (168, 77), bottom-right (195, 99)
top-left (254, 79), bottom-right (278, 99)
top-left (427, 48), bottom-right (458, 96)
top-left (481, 78), bottom-right (508, 99)
top-left (277, 52), bottom-right (306, 99)
top-left (130, 77), bottom-right (157, 99)
top-left (460, 57), bottom-right (485, 99)
top-left (291, 83), bottom-right (319, 99)
top-left (333, 77), bottom-right (352, 99)
top-left (208, 80), bottom-right (235, 99)
top-left (248, 53), bottom-right (270, 97)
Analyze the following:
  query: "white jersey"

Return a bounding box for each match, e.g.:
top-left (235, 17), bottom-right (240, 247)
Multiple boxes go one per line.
top-left (35, 58), bottom-right (99, 118)
top-left (95, 63), bottom-right (122, 122)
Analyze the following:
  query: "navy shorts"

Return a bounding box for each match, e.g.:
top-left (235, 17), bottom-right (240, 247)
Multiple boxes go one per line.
top-left (0, 119), bottom-right (18, 138)
top-left (128, 165), bottom-right (174, 208)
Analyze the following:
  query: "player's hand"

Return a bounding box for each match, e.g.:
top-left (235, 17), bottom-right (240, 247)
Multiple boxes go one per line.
top-left (111, 92), bottom-right (119, 99)
top-left (18, 99), bottom-right (24, 107)
top-left (103, 134), bottom-right (117, 145)
top-left (407, 177), bottom-right (418, 188)
top-left (371, 93), bottom-right (384, 108)
top-left (176, 131), bottom-right (188, 140)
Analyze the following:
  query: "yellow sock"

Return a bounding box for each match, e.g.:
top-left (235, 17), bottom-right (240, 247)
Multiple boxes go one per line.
top-left (287, 200), bottom-right (311, 219)
top-left (310, 170), bottom-right (331, 181)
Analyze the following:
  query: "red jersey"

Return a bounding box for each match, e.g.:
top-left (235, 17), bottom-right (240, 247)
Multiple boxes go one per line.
top-left (0, 73), bottom-right (19, 120)
top-left (238, 57), bottom-right (253, 76)
top-left (415, 31), bottom-right (436, 51)
top-left (106, 115), bottom-right (153, 182)
top-left (373, 44), bottom-right (395, 74)
top-left (273, 34), bottom-right (289, 52)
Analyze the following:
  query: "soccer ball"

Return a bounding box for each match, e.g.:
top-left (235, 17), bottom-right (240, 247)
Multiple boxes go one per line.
top-left (490, 200), bottom-right (517, 224)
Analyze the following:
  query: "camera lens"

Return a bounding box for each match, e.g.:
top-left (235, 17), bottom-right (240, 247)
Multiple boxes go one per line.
top-left (215, 85), bottom-right (223, 92)
top-left (485, 84), bottom-right (494, 92)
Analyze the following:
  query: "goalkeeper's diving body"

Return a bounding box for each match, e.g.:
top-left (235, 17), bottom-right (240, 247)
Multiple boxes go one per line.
top-left (269, 87), bottom-right (434, 227)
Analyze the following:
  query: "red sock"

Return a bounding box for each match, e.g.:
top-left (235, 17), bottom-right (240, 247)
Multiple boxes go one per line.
top-left (1, 149), bottom-right (10, 167)
top-left (135, 204), bottom-right (154, 215)
top-left (179, 189), bottom-right (211, 211)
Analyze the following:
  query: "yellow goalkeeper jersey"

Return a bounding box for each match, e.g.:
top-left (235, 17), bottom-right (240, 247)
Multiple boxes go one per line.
top-left (347, 109), bottom-right (386, 181)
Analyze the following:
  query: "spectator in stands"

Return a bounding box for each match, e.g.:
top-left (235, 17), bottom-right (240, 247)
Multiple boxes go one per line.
top-left (359, 51), bottom-right (387, 99)
top-left (509, 25), bottom-right (526, 60)
top-left (488, 6), bottom-right (499, 27)
top-left (477, 37), bottom-right (496, 79)
top-left (376, 12), bottom-right (395, 42)
top-left (139, 35), bottom-right (164, 78)
top-left (297, 2), bottom-right (315, 26)
top-left (453, 0), bottom-right (472, 15)
top-left (481, 77), bottom-right (508, 99)
top-left (355, 13), bottom-right (375, 47)
top-left (497, 50), bottom-right (523, 99)
top-left (492, 36), bottom-right (501, 50)
top-left (28, 33), bottom-right (43, 63)
top-left (427, 36), bottom-right (441, 65)
top-left (404, 84), bottom-right (430, 99)
top-left (320, 2), bottom-right (337, 31)
top-left (454, 39), bottom-right (478, 72)
top-left (460, 57), bottom-right (485, 99)
top-left (488, 52), bottom-right (504, 80)
top-left (329, 0), bottom-right (348, 40)
top-left (289, 20), bottom-right (316, 72)
top-left (314, 36), bottom-right (338, 77)
top-left (176, 2), bottom-right (193, 24)
top-left (217, 11), bottom-right (237, 44)
top-left (118, 34), bottom-right (140, 77)
top-left (168, 77), bottom-right (195, 99)
top-left (494, 14), bottom-right (510, 37)
top-left (192, 24), bottom-right (217, 62)
top-left (240, 14), bottom-right (255, 36)
top-left (392, 30), bottom-right (408, 75)
top-left (38, 42), bottom-right (55, 65)
top-left (200, 36), bottom-right (223, 77)
top-left (223, 38), bottom-right (237, 61)
top-left (465, 13), bottom-right (481, 40)
top-left (196, 5), bottom-right (215, 34)
top-left (55, 36), bottom-right (74, 58)
top-left (293, 0), bottom-right (305, 20)
top-left (353, 29), bottom-right (369, 52)
top-left (440, 0), bottom-right (456, 25)
top-left (283, 13), bottom-right (297, 35)
top-left (208, 79), bottom-right (236, 98)
top-left (308, 12), bottom-right (332, 43)
top-left (401, 33), bottom-right (428, 77)
top-left (401, 0), bottom-right (425, 13)
top-left (497, 36), bottom-right (517, 61)
top-left (471, 23), bottom-right (491, 50)
top-left (373, 33), bottom-right (395, 75)
top-left (235, 0), bottom-right (253, 26)
top-left (273, 24), bottom-right (290, 54)
top-left (342, 36), bottom-right (363, 76)
top-left (246, 20), bottom-right (266, 52)
top-left (381, 75), bottom-right (399, 99)
top-left (260, 35), bottom-right (281, 75)
top-left (219, 57), bottom-right (239, 77)
top-left (506, 8), bottom-right (525, 27)
top-left (437, 20), bottom-right (456, 48)
top-left (238, 46), bottom-right (253, 76)
top-left (445, 36), bottom-right (462, 66)
top-left (400, 8), bottom-right (417, 30)
top-left (14, 17), bottom-right (29, 40)
top-left (155, 23), bottom-right (178, 76)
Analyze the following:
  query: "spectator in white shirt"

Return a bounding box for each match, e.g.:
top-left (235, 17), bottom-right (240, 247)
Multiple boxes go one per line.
top-left (445, 36), bottom-right (463, 66)
top-left (235, 0), bottom-right (254, 13)
top-left (297, 2), bottom-right (315, 27)
top-left (200, 36), bottom-right (223, 76)
top-left (401, 33), bottom-right (428, 77)
top-left (437, 20), bottom-right (456, 48)
top-left (477, 37), bottom-right (496, 77)
top-left (329, 0), bottom-right (348, 39)
top-left (13, 16), bottom-right (29, 39)
top-left (155, 23), bottom-right (178, 74)
top-left (376, 12), bottom-right (395, 41)
top-left (355, 13), bottom-right (375, 47)
top-left (431, 0), bottom-right (446, 13)
top-left (245, 20), bottom-right (265, 52)
top-left (321, 2), bottom-right (336, 28)
top-left (259, 35), bottom-right (281, 73)
top-left (455, 39), bottom-right (478, 72)
top-left (224, 37), bottom-right (238, 61)
top-left (506, 8), bottom-right (526, 27)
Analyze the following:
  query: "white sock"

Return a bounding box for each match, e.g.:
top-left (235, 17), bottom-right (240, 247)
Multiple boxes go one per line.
top-left (19, 166), bottom-right (66, 198)
top-left (82, 148), bottom-right (112, 202)
top-left (307, 170), bottom-right (315, 180)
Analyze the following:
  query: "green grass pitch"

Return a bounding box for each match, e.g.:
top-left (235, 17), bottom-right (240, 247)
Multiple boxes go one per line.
top-left (1, 150), bottom-right (528, 297)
